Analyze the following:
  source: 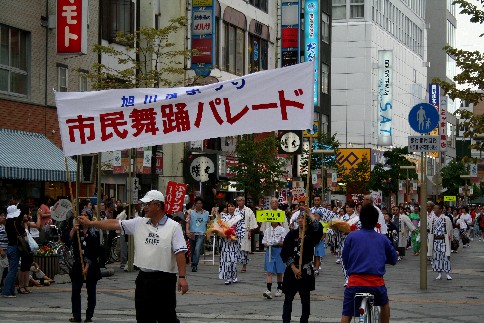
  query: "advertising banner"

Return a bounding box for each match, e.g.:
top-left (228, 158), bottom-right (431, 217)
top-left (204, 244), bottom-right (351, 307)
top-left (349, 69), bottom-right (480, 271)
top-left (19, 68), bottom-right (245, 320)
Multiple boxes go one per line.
top-left (57, 0), bottom-right (87, 54)
top-left (377, 50), bottom-right (393, 146)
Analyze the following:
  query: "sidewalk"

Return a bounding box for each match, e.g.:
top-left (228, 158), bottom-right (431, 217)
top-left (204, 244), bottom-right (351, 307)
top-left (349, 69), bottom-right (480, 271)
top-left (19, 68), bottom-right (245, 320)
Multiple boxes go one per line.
top-left (1, 240), bottom-right (483, 322)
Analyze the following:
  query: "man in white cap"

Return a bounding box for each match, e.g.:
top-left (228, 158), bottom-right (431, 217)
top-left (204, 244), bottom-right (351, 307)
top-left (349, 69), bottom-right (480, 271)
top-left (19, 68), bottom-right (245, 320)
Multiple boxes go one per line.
top-left (79, 190), bottom-right (188, 323)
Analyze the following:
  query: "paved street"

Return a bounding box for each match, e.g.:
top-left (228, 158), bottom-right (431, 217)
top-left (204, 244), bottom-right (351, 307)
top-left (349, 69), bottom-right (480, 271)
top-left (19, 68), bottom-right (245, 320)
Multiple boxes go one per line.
top-left (1, 239), bottom-right (484, 323)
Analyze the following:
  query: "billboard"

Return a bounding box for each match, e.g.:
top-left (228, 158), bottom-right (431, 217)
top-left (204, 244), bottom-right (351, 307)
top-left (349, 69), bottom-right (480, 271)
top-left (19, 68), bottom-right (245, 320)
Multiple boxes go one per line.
top-left (57, 0), bottom-right (87, 54)
top-left (377, 50), bottom-right (393, 146)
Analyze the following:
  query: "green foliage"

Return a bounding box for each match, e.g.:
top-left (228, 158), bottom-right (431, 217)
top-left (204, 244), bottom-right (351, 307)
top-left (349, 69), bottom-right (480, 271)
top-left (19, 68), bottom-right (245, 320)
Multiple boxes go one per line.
top-left (440, 160), bottom-right (468, 195)
top-left (230, 134), bottom-right (289, 204)
top-left (433, 1), bottom-right (484, 150)
top-left (368, 147), bottom-right (417, 196)
top-left (85, 17), bottom-right (192, 90)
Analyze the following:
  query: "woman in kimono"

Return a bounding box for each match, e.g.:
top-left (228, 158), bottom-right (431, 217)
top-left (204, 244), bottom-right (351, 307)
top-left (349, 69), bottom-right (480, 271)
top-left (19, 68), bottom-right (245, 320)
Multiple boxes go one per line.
top-left (427, 204), bottom-right (452, 280)
top-left (219, 202), bottom-right (244, 285)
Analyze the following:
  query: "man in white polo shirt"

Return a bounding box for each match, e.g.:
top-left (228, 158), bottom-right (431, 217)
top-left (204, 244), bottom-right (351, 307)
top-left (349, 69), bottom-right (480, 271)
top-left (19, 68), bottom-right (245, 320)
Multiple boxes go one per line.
top-left (79, 190), bottom-right (188, 323)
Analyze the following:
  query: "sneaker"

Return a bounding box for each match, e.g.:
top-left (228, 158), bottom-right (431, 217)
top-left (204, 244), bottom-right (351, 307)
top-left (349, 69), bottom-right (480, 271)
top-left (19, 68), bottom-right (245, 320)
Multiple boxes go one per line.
top-left (224, 280), bottom-right (231, 285)
top-left (446, 275), bottom-right (452, 280)
top-left (2, 294), bottom-right (16, 298)
top-left (397, 256), bottom-right (401, 261)
top-left (314, 270), bottom-right (319, 276)
top-left (263, 290), bottom-right (273, 299)
top-left (232, 277), bottom-right (238, 283)
top-left (275, 289), bottom-right (282, 297)
top-left (123, 265), bottom-right (128, 272)
top-left (336, 258), bottom-right (341, 264)
top-left (191, 266), bottom-right (197, 272)
top-left (436, 274), bottom-right (442, 280)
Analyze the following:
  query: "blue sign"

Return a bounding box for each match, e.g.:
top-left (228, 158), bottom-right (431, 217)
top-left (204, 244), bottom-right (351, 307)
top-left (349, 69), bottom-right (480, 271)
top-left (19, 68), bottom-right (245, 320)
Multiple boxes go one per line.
top-left (408, 103), bottom-right (439, 134)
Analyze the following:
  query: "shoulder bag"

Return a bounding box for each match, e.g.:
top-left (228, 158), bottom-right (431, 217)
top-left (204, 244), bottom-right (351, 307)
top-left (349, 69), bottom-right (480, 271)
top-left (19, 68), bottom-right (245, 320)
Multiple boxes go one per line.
top-left (14, 222), bottom-right (31, 256)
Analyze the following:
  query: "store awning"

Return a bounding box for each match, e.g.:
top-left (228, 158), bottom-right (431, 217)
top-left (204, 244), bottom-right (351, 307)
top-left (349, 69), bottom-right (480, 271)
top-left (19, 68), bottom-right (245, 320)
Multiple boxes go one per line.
top-left (0, 129), bottom-right (77, 182)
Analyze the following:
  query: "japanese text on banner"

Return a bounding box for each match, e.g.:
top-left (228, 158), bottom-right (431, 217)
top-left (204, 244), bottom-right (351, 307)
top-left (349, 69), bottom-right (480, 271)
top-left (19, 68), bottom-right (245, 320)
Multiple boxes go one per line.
top-left (55, 62), bottom-right (314, 156)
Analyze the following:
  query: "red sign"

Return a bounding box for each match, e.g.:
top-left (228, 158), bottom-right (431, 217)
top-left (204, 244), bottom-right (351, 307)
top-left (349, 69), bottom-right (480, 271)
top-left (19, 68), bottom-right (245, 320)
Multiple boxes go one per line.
top-left (282, 28), bottom-right (299, 48)
top-left (57, 0), bottom-right (87, 54)
top-left (192, 38), bottom-right (213, 64)
top-left (165, 182), bottom-right (187, 215)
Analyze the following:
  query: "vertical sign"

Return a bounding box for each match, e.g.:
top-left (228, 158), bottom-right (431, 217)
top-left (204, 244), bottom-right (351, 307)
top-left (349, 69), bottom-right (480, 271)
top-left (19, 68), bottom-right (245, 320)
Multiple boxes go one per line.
top-left (428, 83), bottom-right (442, 156)
top-left (57, 0), bottom-right (87, 54)
top-left (377, 50), bottom-right (393, 146)
top-left (305, 0), bottom-right (319, 106)
top-left (165, 181), bottom-right (187, 215)
top-left (191, 0), bottom-right (215, 77)
top-left (281, 1), bottom-right (300, 67)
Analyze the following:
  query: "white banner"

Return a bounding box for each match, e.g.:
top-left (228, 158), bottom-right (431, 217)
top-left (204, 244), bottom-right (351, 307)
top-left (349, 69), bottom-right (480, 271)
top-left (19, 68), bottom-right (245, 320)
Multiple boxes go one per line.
top-left (377, 50), bottom-right (393, 146)
top-left (55, 63), bottom-right (314, 156)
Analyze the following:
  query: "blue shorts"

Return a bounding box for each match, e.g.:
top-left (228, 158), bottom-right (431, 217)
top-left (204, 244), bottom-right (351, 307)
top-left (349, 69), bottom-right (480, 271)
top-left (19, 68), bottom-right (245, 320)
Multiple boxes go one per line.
top-left (314, 240), bottom-right (325, 257)
top-left (342, 286), bottom-right (389, 317)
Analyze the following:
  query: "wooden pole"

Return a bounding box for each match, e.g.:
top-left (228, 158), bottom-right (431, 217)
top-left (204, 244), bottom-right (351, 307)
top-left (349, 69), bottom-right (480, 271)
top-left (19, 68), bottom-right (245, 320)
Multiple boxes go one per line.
top-left (65, 156), bottom-right (85, 279)
top-left (297, 135), bottom-right (313, 278)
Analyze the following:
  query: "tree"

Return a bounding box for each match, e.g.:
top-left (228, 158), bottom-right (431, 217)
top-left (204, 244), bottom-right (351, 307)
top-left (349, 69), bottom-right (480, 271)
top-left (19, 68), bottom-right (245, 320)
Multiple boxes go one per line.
top-left (230, 134), bottom-right (289, 205)
top-left (85, 17), bottom-right (192, 90)
top-left (441, 160), bottom-right (468, 195)
top-left (368, 147), bottom-right (417, 199)
top-left (433, 1), bottom-right (484, 150)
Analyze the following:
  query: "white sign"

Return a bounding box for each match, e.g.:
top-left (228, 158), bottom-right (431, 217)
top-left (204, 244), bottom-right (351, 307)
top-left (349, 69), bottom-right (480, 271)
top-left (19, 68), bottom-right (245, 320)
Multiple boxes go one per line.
top-left (51, 199), bottom-right (73, 222)
top-left (55, 63), bottom-right (314, 156)
top-left (377, 50), bottom-right (393, 146)
top-left (190, 156), bottom-right (215, 182)
top-left (192, 10), bottom-right (213, 35)
top-left (408, 136), bottom-right (439, 152)
top-left (127, 177), bottom-right (140, 204)
top-left (470, 163), bottom-right (478, 177)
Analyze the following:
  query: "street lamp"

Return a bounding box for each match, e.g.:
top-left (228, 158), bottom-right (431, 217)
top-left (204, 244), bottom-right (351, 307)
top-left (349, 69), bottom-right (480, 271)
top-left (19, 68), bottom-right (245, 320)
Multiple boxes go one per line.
top-left (460, 174), bottom-right (471, 206)
top-left (313, 149), bottom-right (335, 203)
top-left (400, 165), bottom-right (416, 203)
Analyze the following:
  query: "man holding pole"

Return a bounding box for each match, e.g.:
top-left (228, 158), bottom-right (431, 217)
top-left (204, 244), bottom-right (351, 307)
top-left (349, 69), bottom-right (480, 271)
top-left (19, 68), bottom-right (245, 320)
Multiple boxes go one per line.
top-left (79, 190), bottom-right (188, 323)
top-left (280, 206), bottom-right (323, 323)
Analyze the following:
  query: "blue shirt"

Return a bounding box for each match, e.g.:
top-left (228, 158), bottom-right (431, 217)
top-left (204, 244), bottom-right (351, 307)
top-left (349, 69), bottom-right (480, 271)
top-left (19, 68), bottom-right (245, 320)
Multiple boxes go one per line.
top-left (189, 209), bottom-right (209, 234)
top-left (342, 228), bottom-right (398, 277)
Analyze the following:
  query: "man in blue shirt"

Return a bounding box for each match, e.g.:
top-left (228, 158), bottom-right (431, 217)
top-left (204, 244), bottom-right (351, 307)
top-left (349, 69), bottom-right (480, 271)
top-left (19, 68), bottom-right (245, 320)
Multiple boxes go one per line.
top-left (341, 204), bottom-right (398, 323)
top-left (186, 197), bottom-right (209, 272)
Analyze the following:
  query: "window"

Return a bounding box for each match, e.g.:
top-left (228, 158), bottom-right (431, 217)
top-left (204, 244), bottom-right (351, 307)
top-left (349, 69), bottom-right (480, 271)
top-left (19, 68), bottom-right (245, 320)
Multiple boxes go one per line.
top-left (249, 34), bottom-right (268, 73)
top-left (223, 22), bottom-right (245, 75)
top-left (446, 54), bottom-right (456, 80)
top-left (80, 72), bottom-right (88, 92)
top-left (333, 0), bottom-right (347, 19)
top-left (350, 0), bottom-right (364, 18)
top-left (321, 13), bottom-right (330, 44)
top-left (0, 24), bottom-right (28, 96)
top-left (102, 0), bottom-right (134, 43)
top-left (447, 20), bottom-right (456, 47)
top-left (249, 0), bottom-right (268, 13)
top-left (321, 63), bottom-right (329, 94)
top-left (447, 0), bottom-right (456, 16)
top-left (58, 65), bottom-right (68, 92)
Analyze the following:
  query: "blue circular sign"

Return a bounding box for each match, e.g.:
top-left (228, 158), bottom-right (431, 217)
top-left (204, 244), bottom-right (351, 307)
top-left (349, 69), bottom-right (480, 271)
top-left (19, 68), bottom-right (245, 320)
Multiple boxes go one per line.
top-left (408, 103), bottom-right (439, 134)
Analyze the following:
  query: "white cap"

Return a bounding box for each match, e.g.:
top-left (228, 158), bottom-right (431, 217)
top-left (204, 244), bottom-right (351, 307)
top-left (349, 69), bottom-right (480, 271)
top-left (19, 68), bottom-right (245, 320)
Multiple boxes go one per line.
top-left (140, 190), bottom-right (165, 203)
top-left (6, 205), bottom-right (21, 219)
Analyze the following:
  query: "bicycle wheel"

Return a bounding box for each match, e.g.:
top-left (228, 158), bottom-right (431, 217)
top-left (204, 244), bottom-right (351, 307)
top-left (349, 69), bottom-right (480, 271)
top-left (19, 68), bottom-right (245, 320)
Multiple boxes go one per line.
top-left (372, 305), bottom-right (381, 323)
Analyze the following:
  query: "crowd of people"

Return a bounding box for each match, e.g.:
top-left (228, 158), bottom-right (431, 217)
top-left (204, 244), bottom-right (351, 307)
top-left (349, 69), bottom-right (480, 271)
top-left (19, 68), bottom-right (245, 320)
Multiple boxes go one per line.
top-left (1, 191), bottom-right (483, 323)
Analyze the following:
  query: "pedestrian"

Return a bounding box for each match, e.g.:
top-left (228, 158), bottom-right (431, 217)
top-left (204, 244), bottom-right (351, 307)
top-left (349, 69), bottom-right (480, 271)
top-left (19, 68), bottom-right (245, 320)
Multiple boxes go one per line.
top-left (408, 206), bottom-right (421, 256)
top-left (235, 196), bottom-right (258, 272)
top-left (391, 206), bottom-right (416, 260)
top-left (280, 206), bottom-right (323, 323)
top-left (115, 205), bottom-right (128, 271)
top-left (428, 204), bottom-right (452, 280)
top-left (78, 190), bottom-right (188, 323)
top-left (0, 210), bottom-right (8, 291)
top-left (340, 204), bottom-right (398, 323)
top-left (262, 220), bottom-right (286, 299)
top-left (2, 205), bottom-right (22, 298)
top-left (68, 208), bottom-right (102, 323)
top-left (185, 197), bottom-right (209, 273)
top-left (218, 202), bottom-right (244, 285)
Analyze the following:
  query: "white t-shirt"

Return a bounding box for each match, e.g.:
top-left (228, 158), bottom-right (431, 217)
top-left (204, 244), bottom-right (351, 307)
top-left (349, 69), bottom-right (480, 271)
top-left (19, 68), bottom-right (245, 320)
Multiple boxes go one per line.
top-left (460, 213), bottom-right (472, 226)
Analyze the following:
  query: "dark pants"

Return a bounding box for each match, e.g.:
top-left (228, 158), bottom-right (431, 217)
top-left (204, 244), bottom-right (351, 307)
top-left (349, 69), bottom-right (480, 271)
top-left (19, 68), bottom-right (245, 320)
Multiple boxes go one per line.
top-left (71, 277), bottom-right (97, 321)
top-left (135, 271), bottom-right (179, 323)
top-left (104, 230), bottom-right (115, 263)
top-left (282, 287), bottom-right (311, 323)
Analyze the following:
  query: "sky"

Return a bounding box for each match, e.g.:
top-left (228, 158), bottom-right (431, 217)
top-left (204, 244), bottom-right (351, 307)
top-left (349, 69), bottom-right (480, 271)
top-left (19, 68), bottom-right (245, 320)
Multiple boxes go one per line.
top-left (456, 1), bottom-right (484, 53)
